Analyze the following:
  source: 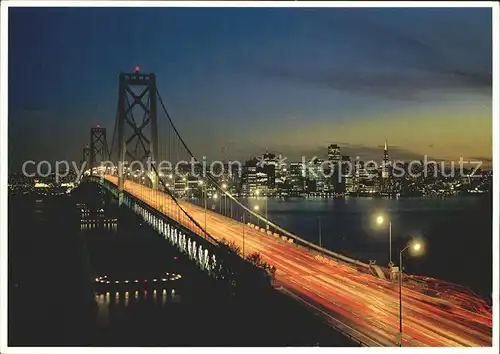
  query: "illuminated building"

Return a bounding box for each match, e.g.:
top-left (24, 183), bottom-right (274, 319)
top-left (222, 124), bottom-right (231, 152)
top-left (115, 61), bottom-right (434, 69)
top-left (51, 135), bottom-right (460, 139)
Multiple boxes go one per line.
top-left (381, 141), bottom-right (392, 194)
top-left (289, 162), bottom-right (306, 192)
top-left (328, 144), bottom-right (341, 165)
top-left (338, 155), bottom-right (352, 194)
top-left (305, 157), bottom-right (326, 193)
top-left (382, 141), bottom-right (389, 179)
top-left (242, 159), bottom-right (257, 195)
top-left (260, 151), bottom-right (279, 193)
top-left (256, 172), bottom-right (268, 194)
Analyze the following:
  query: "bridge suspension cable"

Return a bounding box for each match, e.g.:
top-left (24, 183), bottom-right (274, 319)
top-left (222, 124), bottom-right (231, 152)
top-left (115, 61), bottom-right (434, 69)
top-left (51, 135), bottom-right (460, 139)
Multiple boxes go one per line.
top-left (155, 89), bottom-right (370, 268)
top-left (107, 68), bottom-right (369, 268)
top-left (107, 71), bottom-right (219, 245)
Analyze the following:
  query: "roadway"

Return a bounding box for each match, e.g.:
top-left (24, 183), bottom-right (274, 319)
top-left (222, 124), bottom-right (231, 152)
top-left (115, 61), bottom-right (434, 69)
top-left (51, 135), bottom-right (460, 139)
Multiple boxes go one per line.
top-left (105, 176), bottom-right (492, 347)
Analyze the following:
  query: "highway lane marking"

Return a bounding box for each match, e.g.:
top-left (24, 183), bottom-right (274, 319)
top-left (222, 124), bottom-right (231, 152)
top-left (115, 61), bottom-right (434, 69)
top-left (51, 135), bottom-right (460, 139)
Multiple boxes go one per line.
top-left (311, 273), bottom-right (478, 346)
top-left (271, 254), bottom-right (315, 275)
top-left (281, 280), bottom-right (433, 347)
top-left (274, 263), bottom-right (475, 345)
top-left (278, 286), bottom-right (385, 347)
top-left (309, 264), bottom-right (490, 345)
top-left (283, 277), bottom-right (386, 326)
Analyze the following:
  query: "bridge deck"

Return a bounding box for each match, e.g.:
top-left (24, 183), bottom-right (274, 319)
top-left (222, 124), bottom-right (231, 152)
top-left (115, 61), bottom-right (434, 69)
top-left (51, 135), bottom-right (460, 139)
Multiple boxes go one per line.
top-left (104, 176), bottom-right (492, 347)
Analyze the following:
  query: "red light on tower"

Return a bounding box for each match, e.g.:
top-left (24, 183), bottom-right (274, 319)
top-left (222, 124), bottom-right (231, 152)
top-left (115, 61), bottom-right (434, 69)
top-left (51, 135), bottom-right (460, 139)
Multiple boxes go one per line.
top-left (96, 124), bottom-right (101, 128)
top-left (134, 65), bottom-right (140, 72)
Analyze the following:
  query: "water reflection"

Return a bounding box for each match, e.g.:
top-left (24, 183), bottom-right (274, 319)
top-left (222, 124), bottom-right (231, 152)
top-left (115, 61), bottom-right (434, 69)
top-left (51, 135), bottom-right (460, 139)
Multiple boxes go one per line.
top-left (79, 203), bottom-right (118, 231)
top-left (80, 220), bottom-right (117, 231)
top-left (96, 293), bottom-right (110, 326)
top-left (95, 287), bottom-right (181, 326)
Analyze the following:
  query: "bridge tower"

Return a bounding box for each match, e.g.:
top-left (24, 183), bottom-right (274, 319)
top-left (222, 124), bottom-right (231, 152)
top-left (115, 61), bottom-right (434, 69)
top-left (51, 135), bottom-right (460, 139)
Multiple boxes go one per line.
top-left (89, 125), bottom-right (109, 174)
top-left (82, 145), bottom-right (90, 170)
top-left (115, 66), bottom-right (159, 194)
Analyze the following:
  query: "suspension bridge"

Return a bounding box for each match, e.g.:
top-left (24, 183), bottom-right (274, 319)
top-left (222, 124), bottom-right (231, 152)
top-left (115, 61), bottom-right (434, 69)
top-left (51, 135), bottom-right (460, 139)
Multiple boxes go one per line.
top-left (81, 68), bottom-right (492, 347)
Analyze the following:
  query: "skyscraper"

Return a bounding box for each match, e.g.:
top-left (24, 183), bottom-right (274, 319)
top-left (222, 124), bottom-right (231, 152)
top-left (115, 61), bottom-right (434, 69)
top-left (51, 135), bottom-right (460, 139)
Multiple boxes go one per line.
top-left (242, 158), bottom-right (258, 195)
top-left (289, 162), bottom-right (306, 193)
top-left (382, 141), bottom-right (389, 179)
top-left (338, 155), bottom-right (352, 194)
top-left (260, 151), bottom-right (278, 193)
top-left (327, 144), bottom-right (341, 165)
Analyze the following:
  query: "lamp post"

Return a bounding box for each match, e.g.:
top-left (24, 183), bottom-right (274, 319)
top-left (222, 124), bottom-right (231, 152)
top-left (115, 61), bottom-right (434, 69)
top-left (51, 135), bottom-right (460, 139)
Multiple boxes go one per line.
top-left (242, 212), bottom-right (246, 257)
top-left (265, 192), bottom-right (269, 230)
top-left (199, 181), bottom-right (207, 238)
top-left (165, 182), bottom-right (170, 215)
top-left (254, 205), bottom-right (260, 228)
top-left (256, 189), bottom-right (269, 230)
top-left (376, 215), bottom-right (393, 266)
top-left (222, 183), bottom-right (227, 216)
top-left (398, 241), bottom-right (423, 347)
top-left (318, 216), bottom-right (322, 247)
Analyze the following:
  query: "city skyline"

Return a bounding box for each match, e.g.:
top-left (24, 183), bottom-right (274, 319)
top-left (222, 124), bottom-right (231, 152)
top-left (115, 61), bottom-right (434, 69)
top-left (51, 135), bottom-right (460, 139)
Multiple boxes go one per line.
top-left (8, 7), bottom-right (492, 170)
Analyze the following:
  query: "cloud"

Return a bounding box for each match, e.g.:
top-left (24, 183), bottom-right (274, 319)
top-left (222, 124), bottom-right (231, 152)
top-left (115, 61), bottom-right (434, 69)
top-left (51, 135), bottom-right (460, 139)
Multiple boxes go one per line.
top-left (469, 156), bottom-right (492, 164)
top-left (243, 63), bottom-right (491, 101)
top-left (236, 9), bottom-right (491, 101)
top-left (301, 9), bottom-right (491, 72)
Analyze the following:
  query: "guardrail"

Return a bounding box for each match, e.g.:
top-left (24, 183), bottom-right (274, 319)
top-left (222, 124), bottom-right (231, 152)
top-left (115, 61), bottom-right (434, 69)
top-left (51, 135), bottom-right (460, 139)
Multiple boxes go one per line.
top-left (245, 222), bottom-right (371, 270)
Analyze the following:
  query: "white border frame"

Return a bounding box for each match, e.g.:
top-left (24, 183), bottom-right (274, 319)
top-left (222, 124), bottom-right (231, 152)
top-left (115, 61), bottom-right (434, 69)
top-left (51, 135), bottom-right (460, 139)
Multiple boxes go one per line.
top-left (0, 1), bottom-right (498, 354)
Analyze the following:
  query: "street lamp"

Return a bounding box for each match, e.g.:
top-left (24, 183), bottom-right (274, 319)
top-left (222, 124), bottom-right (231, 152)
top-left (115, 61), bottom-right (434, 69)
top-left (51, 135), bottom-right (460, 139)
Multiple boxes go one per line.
top-left (222, 183), bottom-right (227, 216)
top-left (256, 189), bottom-right (268, 229)
top-left (242, 212), bottom-right (246, 257)
top-left (198, 180), bottom-right (204, 206)
top-left (199, 180), bottom-right (207, 237)
top-left (212, 193), bottom-right (218, 214)
top-left (264, 192), bottom-right (268, 230)
top-left (398, 240), bottom-right (424, 346)
top-left (376, 215), bottom-right (393, 266)
top-left (318, 216), bottom-right (322, 247)
top-left (254, 205), bottom-right (260, 228)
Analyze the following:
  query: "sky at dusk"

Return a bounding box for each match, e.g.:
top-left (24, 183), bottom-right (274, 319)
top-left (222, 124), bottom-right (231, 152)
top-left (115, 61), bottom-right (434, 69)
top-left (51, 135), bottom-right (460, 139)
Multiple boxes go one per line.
top-left (8, 6), bottom-right (492, 170)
